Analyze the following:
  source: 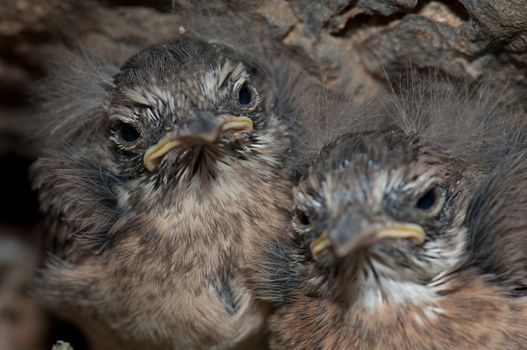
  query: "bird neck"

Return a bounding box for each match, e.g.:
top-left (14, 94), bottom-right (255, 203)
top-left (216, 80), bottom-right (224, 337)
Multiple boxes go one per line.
top-left (351, 270), bottom-right (440, 311)
top-left (330, 253), bottom-right (457, 312)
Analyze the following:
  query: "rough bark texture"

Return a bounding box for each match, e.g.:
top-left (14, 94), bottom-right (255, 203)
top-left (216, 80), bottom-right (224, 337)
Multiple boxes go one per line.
top-left (1, 0), bottom-right (526, 349)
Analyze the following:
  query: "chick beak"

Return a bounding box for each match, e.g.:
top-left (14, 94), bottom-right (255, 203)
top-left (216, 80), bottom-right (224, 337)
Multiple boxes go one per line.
top-left (310, 215), bottom-right (425, 260)
top-left (143, 115), bottom-right (253, 172)
top-left (310, 233), bottom-right (332, 260)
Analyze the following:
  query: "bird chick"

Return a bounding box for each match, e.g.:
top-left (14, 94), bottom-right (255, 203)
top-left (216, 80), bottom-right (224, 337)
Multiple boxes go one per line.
top-left (250, 76), bottom-right (527, 350)
top-left (31, 36), bottom-right (307, 349)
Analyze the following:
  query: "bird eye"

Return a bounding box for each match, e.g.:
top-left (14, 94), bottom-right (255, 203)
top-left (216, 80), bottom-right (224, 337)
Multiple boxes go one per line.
top-left (238, 83), bottom-right (252, 105)
top-left (416, 187), bottom-right (440, 211)
top-left (116, 123), bottom-right (140, 143)
top-left (296, 209), bottom-right (312, 226)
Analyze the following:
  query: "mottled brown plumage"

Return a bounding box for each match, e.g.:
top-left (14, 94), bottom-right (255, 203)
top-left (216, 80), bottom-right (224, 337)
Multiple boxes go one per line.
top-left (31, 32), bottom-right (314, 349)
top-left (249, 75), bottom-right (527, 350)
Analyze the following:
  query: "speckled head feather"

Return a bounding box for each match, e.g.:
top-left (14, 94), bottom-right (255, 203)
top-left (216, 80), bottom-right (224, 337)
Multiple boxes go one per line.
top-left (31, 13), bottom-right (320, 349)
top-left (248, 73), bottom-right (527, 350)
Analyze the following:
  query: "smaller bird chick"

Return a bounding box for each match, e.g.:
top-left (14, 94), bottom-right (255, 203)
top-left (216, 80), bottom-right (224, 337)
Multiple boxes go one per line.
top-left (249, 76), bottom-right (527, 350)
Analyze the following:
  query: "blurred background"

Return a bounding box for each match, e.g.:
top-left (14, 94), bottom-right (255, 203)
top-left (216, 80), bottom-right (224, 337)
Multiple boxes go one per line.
top-left (1, 0), bottom-right (526, 349)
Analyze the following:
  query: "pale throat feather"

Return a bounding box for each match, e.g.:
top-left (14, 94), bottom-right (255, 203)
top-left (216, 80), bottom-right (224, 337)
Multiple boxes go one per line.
top-left (352, 228), bottom-right (466, 313)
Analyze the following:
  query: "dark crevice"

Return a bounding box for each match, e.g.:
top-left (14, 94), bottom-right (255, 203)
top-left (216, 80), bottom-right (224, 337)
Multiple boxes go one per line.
top-left (0, 154), bottom-right (39, 226)
top-left (96, 0), bottom-right (175, 12)
top-left (326, 0), bottom-right (359, 34)
top-left (440, 0), bottom-right (470, 22)
top-left (97, 0), bottom-right (262, 13)
top-left (0, 89), bottom-right (32, 107)
top-left (330, 0), bottom-right (470, 37)
top-left (47, 317), bottom-right (89, 350)
top-left (333, 11), bottom-right (407, 37)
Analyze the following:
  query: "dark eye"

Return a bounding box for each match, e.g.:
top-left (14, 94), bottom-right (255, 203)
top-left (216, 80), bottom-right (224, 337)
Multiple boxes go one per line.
top-left (238, 84), bottom-right (252, 105)
top-left (117, 123), bottom-right (140, 142)
top-left (416, 188), bottom-right (438, 211)
top-left (296, 209), bottom-right (311, 226)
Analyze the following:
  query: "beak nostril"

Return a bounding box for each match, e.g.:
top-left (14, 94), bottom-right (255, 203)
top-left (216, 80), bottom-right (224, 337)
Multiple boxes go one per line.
top-left (181, 111), bottom-right (224, 137)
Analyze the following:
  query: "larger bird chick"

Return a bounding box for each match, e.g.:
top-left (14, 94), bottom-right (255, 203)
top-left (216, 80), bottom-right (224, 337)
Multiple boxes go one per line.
top-left (31, 36), bottom-right (308, 349)
top-left (250, 76), bottom-right (527, 349)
